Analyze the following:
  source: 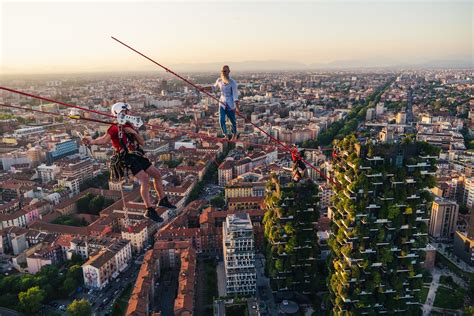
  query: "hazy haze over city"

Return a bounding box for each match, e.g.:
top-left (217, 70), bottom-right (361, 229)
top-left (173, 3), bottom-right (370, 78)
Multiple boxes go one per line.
top-left (1, 0), bottom-right (472, 75)
top-left (0, 1), bottom-right (473, 315)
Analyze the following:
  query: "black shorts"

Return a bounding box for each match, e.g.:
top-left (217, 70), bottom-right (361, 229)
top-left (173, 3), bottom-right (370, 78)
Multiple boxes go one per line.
top-left (123, 152), bottom-right (152, 176)
top-left (296, 160), bottom-right (306, 170)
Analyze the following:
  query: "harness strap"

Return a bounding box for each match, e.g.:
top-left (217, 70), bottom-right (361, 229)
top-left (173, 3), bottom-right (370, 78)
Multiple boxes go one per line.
top-left (118, 125), bottom-right (129, 154)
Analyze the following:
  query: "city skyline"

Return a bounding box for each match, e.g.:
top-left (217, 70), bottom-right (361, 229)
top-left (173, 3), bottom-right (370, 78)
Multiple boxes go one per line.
top-left (1, 0), bottom-right (472, 74)
top-left (0, 66), bottom-right (472, 315)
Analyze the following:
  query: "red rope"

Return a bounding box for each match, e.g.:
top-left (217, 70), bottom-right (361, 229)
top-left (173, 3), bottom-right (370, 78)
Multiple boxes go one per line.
top-left (111, 37), bottom-right (291, 151)
top-left (0, 83), bottom-right (336, 186)
top-left (0, 103), bottom-right (114, 125)
top-left (111, 37), bottom-right (337, 186)
top-left (0, 103), bottom-right (61, 116)
top-left (0, 96), bottom-right (272, 151)
top-left (0, 86), bottom-right (115, 119)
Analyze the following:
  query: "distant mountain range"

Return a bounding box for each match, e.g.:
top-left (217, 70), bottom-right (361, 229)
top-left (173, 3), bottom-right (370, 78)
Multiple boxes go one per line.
top-left (2, 57), bottom-right (471, 77)
top-left (169, 58), bottom-right (473, 72)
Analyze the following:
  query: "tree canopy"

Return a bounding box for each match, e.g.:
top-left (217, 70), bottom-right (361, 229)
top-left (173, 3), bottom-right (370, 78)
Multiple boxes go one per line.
top-left (67, 299), bottom-right (92, 316)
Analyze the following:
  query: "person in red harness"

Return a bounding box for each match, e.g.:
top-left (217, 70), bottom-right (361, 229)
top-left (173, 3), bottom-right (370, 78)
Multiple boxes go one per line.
top-left (82, 102), bottom-right (175, 222)
top-left (290, 145), bottom-right (307, 182)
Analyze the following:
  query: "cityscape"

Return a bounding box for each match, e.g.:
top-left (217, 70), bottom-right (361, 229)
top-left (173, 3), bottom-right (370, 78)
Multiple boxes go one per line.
top-left (1, 1), bottom-right (473, 316)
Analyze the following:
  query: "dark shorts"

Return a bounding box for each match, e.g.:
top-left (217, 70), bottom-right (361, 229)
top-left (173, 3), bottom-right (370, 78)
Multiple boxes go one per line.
top-left (296, 160), bottom-right (306, 170)
top-left (123, 152), bottom-right (152, 176)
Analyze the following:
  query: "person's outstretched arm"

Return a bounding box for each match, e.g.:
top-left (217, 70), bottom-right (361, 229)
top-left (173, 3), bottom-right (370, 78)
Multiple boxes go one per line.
top-left (201, 78), bottom-right (220, 92)
top-left (83, 133), bottom-right (111, 146)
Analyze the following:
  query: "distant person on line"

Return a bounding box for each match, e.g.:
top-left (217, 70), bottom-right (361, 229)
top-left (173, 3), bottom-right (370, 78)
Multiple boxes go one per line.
top-left (203, 65), bottom-right (239, 141)
top-left (82, 102), bottom-right (176, 223)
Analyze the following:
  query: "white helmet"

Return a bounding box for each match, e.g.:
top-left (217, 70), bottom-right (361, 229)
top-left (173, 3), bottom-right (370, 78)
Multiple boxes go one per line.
top-left (111, 102), bottom-right (131, 116)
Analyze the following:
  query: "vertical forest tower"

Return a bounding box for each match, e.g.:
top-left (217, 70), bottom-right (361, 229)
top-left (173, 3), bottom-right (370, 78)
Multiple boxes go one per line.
top-left (329, 136), bottom-right (438, 315)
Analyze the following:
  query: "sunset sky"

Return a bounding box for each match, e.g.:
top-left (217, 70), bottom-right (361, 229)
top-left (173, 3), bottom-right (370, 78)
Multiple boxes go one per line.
top-left (1, 0), bottom-right (472, 74)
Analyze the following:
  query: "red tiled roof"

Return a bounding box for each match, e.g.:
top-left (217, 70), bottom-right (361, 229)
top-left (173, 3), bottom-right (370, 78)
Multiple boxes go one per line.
top-left (55, 234), bottom-right (74, 248)
top-left (0, 209), bottom-right (27, 221)
top-left (174, 248), bottom-right (196, 314)
top-left (29, 221), bottom-right (89, 236)
top-left (218, 160), bottom-right (234, 170)
top-left (126, 250), bottom-right (156, 316)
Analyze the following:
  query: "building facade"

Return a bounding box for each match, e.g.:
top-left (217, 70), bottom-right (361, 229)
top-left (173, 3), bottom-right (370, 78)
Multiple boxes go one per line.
top-left (264, 176), bottom-right (321, 296)
top-left (329, 137), bottom-right (437, 314)
top-left (82, 239), bottom-right (132, 289)
top-left (223, 213), bottom-right (256, 296)
top-left (46, 139), bottom-right (79, 163)
top-left (429, 198), bottom-right (459, 240)
top-left (37, 164), bottom-right (61, 183)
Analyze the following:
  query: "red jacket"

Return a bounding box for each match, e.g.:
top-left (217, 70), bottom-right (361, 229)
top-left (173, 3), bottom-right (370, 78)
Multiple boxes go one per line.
top-left (107, 123), bottom-right (137, 152)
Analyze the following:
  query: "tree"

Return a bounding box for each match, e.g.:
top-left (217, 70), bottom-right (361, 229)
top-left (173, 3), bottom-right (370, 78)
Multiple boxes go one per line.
top-left (18, 286), bottom-right (45, 314)
top-left (0, 293), bottom-right (18, 310)
top-left (465, 306), bottom-right (474, 316)
top-left (210, 195), bottom-right (225, 208)
top-left (67, 299), bottom-right (92, 316)
top-left (67, 254), bottom-right (85, 268)
top-left (67, 265), bottom-right (83, 282)
top-left (62, 277), bottom-right (77, 295)
top-left (89, 195), bottom-right (105, 214)
top-left (76, 194), bottom-right (92, 213)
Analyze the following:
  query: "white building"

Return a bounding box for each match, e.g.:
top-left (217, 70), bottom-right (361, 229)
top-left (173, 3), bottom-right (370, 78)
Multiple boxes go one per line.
top-left (0, 155), bottom-right (31, 171)
top-left (37, 164), bottom-right (61, 183)
top-left (366, 108), bottom-right (375, 121)
top-left (223, 213), bottom-right (256, 296)
top-left (121, 221), bottom-right (150, 253)
top-left (82, 239), bottom-right (132, 289)
top-left (0, 211), bottom-right (28, 230)
top-left (375, 102), bottom-right (385, 117)
top-left (174, 140), bottom-right (197, 150)
top-left (57, 177), bottom-right (80, 195)
top-left (61, 158), bottom-right (94, 185)
top-left (12, 126), bottom-right (44, 138)
top-left (465, 177), bottom-right (474, 209)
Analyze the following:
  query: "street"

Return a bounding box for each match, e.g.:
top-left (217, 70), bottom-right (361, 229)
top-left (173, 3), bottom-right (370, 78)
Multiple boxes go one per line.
top-left (198, 184), bottom-right (223, 202)
top-left (422, 269), bottom-right (440, 316)
top-left (255, 254), bottom-right (277, 315)
top-left (44, 263), bottom-right (141, 316)
top-left (92, 263), bottom-right (141, 316)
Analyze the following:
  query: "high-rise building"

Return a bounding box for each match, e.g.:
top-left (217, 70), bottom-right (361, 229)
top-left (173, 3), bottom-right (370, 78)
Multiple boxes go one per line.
top-left (26, 146), bottom-right (44, 167)
top-left (464, 177), bottom-right (474, 208)
top-left (329, 136), bottom-right (438, 314)
top-left (46, 139), bottom-right (78, 163)
top-left (453, 213), bottom-right (474, 266)
top-left (61, 158), bottom-right (94, 185)
top-left (429, 198), bottom-right (459, 240)
top-left (218, 160), bottom-right (234, 187)
top-left (264, 176), bottom-right (321, 298)
top-left (406, 87), bottom-right (414, 124)
top-left (222, 213), bottom-right (256, 296)
top-left (375, 102), bottom-right (385, 117)
top-left (366, 108), bottom-right (375, 121)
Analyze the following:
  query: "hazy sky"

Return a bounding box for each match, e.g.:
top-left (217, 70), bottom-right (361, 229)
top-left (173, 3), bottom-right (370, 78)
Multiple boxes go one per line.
top-left (1, 0), bottom-right (472, 74)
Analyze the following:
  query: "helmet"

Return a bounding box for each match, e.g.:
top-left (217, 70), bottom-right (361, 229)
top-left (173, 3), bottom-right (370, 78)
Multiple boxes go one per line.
top-left (111, 102), bottom-right (131, 116)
